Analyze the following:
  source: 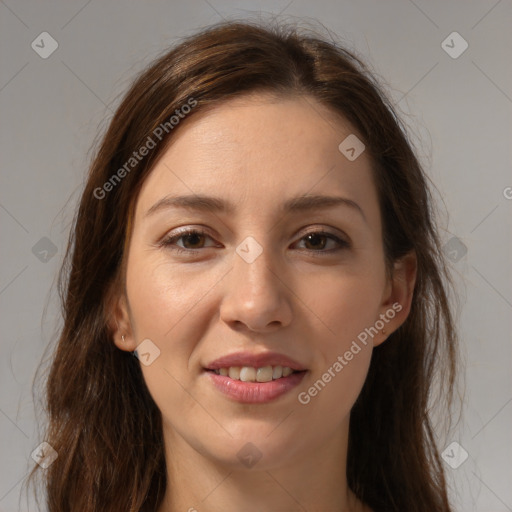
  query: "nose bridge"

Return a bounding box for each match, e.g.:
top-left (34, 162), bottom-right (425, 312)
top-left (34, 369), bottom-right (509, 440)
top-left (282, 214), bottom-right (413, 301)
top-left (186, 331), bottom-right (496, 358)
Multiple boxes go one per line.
top-left (219, 235), bottom-right (292, 331)
top-left (233, 236), bottom-right (280, 301)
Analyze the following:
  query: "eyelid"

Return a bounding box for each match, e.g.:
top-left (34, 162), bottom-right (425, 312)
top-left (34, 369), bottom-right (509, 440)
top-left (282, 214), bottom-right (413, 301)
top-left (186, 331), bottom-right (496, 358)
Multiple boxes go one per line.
top-left (298, 226), bottom-right (350, 243)
top-left (159, 226), bottom-right (217, 248)
top-left (159, 225), bottom-right (351, 254)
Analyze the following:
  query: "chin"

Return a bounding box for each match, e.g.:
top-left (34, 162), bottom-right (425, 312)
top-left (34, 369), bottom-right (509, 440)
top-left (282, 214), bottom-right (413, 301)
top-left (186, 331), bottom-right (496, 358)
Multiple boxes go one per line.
top-left (192, 426), bottom-right (309, 471)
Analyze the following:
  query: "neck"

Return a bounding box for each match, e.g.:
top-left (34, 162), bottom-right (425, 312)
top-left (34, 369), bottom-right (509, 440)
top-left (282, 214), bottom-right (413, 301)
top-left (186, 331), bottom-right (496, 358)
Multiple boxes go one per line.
top-left (157, 417), bottom-right (367, 512)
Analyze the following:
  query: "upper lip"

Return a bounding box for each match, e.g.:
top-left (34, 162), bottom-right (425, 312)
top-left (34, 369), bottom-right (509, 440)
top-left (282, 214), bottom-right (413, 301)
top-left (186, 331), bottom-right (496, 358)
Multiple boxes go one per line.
top-left (205, 351), bottom-right (307, 371)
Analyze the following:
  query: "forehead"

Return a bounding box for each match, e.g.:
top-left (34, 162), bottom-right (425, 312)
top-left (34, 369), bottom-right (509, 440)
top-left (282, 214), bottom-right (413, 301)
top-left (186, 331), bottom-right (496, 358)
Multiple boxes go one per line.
top-left (134, 93), bottom-right (380, 226)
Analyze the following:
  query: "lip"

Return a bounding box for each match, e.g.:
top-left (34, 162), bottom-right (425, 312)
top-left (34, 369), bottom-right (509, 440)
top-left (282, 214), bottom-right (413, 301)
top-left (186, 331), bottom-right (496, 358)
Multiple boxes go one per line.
top-left (206, 371), bottom-right (307, 403)
top-left (205, 351), bottom-right (307, 371)
top-left (204, 350), bottom-right (308, 404)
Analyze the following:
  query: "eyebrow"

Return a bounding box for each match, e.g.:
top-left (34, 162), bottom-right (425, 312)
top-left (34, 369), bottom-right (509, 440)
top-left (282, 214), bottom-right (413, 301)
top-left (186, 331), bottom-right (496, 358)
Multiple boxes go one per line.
top-left (145, 193), bottom-right (367, 223)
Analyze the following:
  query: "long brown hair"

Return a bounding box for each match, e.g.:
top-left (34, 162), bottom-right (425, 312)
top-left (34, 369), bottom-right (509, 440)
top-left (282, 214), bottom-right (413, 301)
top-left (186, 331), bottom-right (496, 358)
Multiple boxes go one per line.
top-left (28, 20), bottom-right (460, 512)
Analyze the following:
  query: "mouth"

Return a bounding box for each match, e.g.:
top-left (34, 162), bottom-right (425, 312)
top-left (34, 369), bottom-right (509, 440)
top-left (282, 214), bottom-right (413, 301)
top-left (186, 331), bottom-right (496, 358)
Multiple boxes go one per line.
top-left (204, 352), bottom-right (308, 403)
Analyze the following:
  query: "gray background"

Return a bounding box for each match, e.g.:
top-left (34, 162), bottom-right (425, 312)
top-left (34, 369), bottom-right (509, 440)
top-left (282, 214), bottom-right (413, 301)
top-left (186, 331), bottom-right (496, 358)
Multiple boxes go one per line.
top-left (1, 1), bottom-right (511, 511)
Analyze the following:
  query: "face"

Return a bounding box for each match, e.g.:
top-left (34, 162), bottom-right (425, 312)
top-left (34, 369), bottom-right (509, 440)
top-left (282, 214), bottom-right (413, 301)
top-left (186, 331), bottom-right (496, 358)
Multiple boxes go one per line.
top-left (113, 93), bottom-right (413, 470)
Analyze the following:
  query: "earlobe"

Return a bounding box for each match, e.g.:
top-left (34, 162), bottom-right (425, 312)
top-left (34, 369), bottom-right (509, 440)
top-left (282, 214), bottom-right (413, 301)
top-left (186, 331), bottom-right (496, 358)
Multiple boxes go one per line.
top-left (107, 291), bottom-right (137, 352)
top-left (374, 250), bottom-right (417, 347)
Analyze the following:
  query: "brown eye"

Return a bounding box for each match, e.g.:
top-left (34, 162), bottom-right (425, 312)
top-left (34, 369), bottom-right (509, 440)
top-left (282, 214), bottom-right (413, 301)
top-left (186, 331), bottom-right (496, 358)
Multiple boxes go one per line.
top-left (160, 228), bottom-right (216, 253)
top-left (295, 231), bottom-right (349, 254)
top-left (179, 232), bottom-right (206, 249)
top-left (303, 233), bottom-right (328, 250)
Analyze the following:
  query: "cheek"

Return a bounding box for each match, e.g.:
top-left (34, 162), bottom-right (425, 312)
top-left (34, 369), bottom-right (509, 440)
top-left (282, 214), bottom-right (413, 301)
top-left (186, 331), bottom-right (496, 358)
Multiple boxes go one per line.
top-left (303, 265), bottom-right (385, 353)
top-left (292, 278), bottom-right (375, 419)
top-left (284, 268), bottom-right (381, 423)
top-left (126, 259), bottom-right (220, 438)
top-left (126, 255), bottom-right (221, 341)
top-left (297, 342), bottom-right (372, 434)
top-left (125, 255), bottom-right (229, 397)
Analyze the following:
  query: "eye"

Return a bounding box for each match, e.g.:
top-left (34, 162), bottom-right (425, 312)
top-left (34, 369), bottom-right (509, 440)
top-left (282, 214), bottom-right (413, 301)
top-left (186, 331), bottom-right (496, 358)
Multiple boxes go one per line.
top-left (294, 230), bottom-right (350, 254)
top-left (159, 228), bottom-right (217, 254)
top-left (159, 227), bottom-right (350, 256)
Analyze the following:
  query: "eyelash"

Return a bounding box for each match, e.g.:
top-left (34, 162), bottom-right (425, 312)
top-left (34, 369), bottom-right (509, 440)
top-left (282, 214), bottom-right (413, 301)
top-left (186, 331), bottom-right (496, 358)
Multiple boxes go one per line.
top-left (159, 228), bottom-right (350, 257)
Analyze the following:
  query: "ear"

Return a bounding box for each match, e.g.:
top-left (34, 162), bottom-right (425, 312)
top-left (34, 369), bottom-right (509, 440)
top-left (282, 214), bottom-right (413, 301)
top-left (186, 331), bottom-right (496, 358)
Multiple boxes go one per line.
top-left (374, 250), bottom-right (417, 347)
top-left (105, 281), bottom-right (137, 352)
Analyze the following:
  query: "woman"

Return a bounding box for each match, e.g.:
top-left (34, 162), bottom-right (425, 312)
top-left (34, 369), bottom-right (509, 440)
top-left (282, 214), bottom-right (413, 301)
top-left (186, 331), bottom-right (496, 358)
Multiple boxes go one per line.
top-left (30, 20), bottom-right (459, 512)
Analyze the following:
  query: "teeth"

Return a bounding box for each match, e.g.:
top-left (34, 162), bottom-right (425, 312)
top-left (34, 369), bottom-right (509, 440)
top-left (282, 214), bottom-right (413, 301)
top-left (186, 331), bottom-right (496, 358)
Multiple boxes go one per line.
top-left (240, 367), bottom-right (256, 382)
top-left (214, 365), bottom-right (296, 382)
top-left (256, 366), bottom-right (273, 382)
top-left (272, 365), bottom-right (283, 379)
top-left (228, 366), bottom-right (240, 379)
top-left (282, 366), bottom-right (293, 377)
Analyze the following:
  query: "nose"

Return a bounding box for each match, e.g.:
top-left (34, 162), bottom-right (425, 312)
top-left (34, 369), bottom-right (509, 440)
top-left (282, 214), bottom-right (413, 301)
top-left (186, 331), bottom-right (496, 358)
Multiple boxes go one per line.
top-left (219, 245), bottom-right (293, 333)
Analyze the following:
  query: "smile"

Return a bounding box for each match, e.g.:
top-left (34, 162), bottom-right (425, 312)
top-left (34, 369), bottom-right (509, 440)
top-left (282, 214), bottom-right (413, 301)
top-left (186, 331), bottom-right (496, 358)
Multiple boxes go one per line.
top-left (206, 370), bottom-right (307, 403)
top-left (211, 365), bottom-right (297, 382)
top-left (204, 350), bottom-right (308, 403)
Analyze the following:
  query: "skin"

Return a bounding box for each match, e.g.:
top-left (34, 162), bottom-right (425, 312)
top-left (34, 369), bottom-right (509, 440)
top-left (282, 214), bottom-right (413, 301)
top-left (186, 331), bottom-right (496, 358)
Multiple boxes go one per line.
top-left (111, 93), bottom-right (417, 512)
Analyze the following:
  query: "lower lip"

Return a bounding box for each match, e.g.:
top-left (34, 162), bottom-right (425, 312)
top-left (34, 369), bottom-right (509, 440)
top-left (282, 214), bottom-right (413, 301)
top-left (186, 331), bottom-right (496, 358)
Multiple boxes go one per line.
top-left (206, 371), bottom-right (307, 403)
